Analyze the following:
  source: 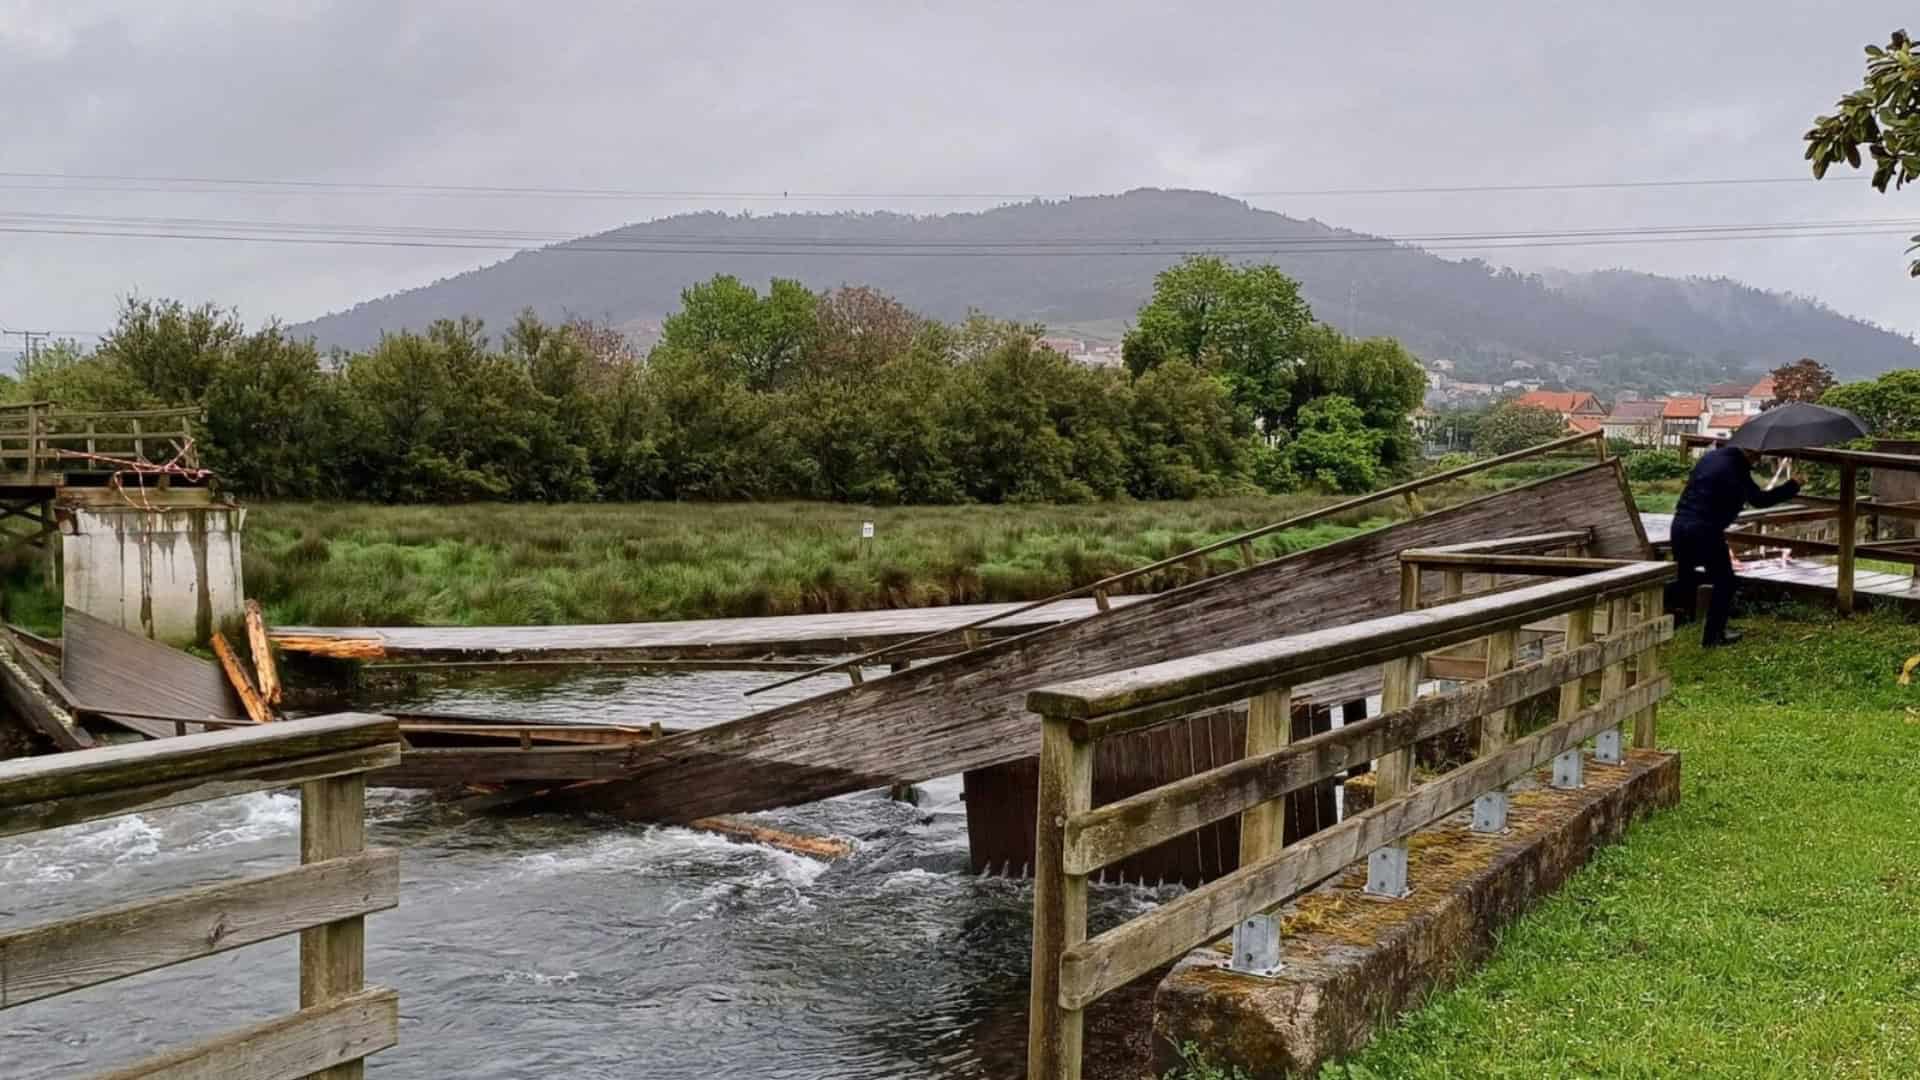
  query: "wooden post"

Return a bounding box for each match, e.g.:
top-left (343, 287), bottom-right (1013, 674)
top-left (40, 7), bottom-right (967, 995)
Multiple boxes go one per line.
top-left (300, 774), bottom-right (368, 1080)
top-left (1366, 653), bottom-right (1422, 893)
top-left (1441, 570), bottom-right (1464, 603)
top-left (85, 419), bottom-right (96, 459)
top-left (1837, 461), bottom-right (1858, 615)
top-left (1238, 539), bottom-right (1256, 568)
top-left (1093, 587), bottom-right (1110, 613)
top-left (131, 417), bottom-right (144, 463)
top-left (1559, 605), bottom-right (1594, 716)
top-left (1597, 596), bottom-right (1632, 761)
top-left (1398, 562), bottom-right (1421, 612)
top-left (1478, 629), bottom-right (1518, 757)
top-left (1238, 687), bottom-right (1292, 865)
top-left (25, 405), bottom-right (39, 485)
top-left (1028, 718), bottom-right (1093, 1080)
top-left (1633, 587), bottom-right (1662, 750)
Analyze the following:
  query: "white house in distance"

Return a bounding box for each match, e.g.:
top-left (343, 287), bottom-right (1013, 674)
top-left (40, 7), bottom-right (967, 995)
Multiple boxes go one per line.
top-left (1661, 396), bottom-right (1709, 448)
top-left (1703, 412), bottom-right (1754, 440)
top-left (1705, 375), bottom-right (1777, 417)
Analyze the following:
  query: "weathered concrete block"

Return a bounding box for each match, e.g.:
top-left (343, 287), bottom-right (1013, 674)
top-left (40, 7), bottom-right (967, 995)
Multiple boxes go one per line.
top-left (1154, 749), bottom-right (1680, 1078)
top-left (61, 502), bottom-right (246, 646)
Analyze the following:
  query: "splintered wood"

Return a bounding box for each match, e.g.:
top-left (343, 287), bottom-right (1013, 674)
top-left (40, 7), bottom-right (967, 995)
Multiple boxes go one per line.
top-left (211, 633), bottom-right (275, 725)
top-left (246, 600), bottom-right (283, 707)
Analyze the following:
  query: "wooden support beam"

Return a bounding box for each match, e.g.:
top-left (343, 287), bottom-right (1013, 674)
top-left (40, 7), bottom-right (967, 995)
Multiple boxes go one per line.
top-left (1633, 589), bottom-right (1662, 749)
top-left (300, 774), bottom-right (368, 1080)
top-left (0, 850), bottom-right (398, 1009)
top-left (247, 600), bottom-right (283, 707)
top-left (212, 632), bottom-right (274, 724)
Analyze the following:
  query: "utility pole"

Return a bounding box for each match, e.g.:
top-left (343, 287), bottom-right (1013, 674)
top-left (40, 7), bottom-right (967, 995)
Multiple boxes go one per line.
top-left (4, 329), bottom-right (47, 377)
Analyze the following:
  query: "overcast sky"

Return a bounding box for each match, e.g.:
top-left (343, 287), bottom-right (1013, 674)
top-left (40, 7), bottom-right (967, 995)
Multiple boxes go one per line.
top-left (2, 1), bottom-right (1916, 346)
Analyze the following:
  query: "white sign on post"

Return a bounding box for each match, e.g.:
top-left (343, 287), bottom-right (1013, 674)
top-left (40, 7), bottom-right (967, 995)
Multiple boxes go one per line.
top-left (861, 521), bottom-right (875, 539)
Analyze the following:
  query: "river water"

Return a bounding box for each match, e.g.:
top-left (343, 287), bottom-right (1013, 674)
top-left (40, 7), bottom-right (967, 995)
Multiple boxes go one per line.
top-left (0, 669), bottom-right (1177, 1079)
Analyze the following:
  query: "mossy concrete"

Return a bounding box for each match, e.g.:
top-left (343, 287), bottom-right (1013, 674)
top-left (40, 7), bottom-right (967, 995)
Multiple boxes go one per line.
top-left (1154, 748), bottom-right (1681, 1078)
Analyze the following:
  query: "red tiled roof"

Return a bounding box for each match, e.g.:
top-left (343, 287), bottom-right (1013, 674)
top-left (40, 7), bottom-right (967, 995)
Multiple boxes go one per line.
top-left (1749, 376), bottom-right (1777, 399)
top-left (1705, 381), bottom-right (1755, 398)
top-left (1708, 413), bottom-right (1751, 429)
top-left (1514, 390), bottom-right (1601, 414)
top-left (1663, 397), bottom-right (1706, 419)
top-left (1567, 416), bottom-right (1605, 433)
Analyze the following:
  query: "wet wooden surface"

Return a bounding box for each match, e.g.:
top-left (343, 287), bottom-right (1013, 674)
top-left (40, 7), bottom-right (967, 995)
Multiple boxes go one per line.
top-left (273, 597), bottom-right (1144, 663)
top-left (1643, 512), bottom-right (1920, 603)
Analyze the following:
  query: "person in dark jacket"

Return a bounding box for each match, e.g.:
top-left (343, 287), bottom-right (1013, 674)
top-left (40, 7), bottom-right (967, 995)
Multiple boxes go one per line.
top-left (1666, 444), bottom-right (1801, 646)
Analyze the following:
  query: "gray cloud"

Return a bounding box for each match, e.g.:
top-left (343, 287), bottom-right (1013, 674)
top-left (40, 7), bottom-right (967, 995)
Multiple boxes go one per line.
top-left (1, 1), bottom-right (1914, 342)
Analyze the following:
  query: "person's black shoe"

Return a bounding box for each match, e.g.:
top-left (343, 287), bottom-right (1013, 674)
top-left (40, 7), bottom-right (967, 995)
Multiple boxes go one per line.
top-left (1703, 629), bottom-right (1744, 648)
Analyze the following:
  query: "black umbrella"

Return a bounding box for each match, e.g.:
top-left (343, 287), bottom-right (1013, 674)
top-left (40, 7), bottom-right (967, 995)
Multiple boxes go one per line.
top-left (1726, 401), bottom-right (1869, 453)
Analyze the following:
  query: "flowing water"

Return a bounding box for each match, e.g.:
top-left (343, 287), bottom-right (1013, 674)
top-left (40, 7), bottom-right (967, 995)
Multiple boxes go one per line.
top-left (0, 669), bottom-right (1178, 1079)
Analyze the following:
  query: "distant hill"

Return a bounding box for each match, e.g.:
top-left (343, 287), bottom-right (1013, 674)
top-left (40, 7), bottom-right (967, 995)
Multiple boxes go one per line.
top-left (293, 189), bottom-right (1920, 381)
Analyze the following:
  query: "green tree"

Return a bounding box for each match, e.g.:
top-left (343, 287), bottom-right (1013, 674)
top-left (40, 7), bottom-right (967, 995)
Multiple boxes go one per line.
top-left (657, 275), bottom-right (817, 389)
top-left (95, 298), bottom-right (243, 403)
top-left (1293, 328), bottom-right (1426, 467)
top-left (1284, 395), bottom-right (1386, 494)
top-left (1804, 29), bottom-right (1920, 273)
top-left (1128, 360), bottom-right (1250, 499)
top-left (1823, 369), bottom-right (1920, 434)
top-left (1473, 402), bottom-right (1566, 456)
top-left (1123, 256), bottom-right (1313, 430)
top-left (200, 324), bottom-right (339, 497)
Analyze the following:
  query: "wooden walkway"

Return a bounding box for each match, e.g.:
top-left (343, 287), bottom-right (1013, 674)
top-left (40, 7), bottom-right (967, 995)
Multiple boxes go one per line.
top-left (1641, 512), bottom-right (1920, 606)
top-left (273, 597), bottom-right (1146, 663)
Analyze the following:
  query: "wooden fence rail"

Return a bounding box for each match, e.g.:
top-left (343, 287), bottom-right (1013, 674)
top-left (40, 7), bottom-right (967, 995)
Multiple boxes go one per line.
top-left (0, 714), bottom-right (402, 1080)
top-left (1023, 558), bottom-right (1674, 1080)
top-left (0, 402), bottom-right (200, 483)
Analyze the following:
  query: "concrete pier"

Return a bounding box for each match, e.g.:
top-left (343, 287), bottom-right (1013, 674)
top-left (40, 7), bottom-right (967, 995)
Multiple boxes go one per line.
top-left (60, 494), bottom-right (245, 646)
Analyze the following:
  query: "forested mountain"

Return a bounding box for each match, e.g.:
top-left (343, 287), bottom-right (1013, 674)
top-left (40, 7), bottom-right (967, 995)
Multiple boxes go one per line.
top-left (294, 189), bottom-right (1920, 379)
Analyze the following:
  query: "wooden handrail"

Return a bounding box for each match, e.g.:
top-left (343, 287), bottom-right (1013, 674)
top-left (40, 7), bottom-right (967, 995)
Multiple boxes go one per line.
top-left (1024, 564), bottom-right (1673, 1080)
top-left (1026, 562), bottom-right (1671, 733)
top-left (751, 429), bottom-right (1608, 696)
top-left (0, 713), bottom-right (402, 1077)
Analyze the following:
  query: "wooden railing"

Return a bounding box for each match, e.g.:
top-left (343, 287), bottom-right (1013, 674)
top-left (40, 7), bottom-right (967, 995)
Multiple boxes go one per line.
top-left (0, 714), bottom-right (402, 1079)
top-left (1023, 558), bottom-right (1674, 1080)
top-left (0, 402), bottom-right (201, 483)
top-left (751, 428), bottom-right (1611, 695)
top-left (1681, 435), bottom-right (1920, 610)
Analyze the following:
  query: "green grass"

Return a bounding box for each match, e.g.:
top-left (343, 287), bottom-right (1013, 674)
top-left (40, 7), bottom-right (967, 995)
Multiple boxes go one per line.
top-left (0, 493), bottom-right (1457, 634)
top-left (1321, 605), bottom-right (1920, 1079)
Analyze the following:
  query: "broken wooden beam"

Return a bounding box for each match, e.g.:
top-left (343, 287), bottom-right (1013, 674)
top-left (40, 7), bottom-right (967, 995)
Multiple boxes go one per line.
top-left (210, 632), bottom-right (274, 725)
top-left (245, 599), bottom-right (282, 707)
top-left (688, 816), bottom-right (855, 860)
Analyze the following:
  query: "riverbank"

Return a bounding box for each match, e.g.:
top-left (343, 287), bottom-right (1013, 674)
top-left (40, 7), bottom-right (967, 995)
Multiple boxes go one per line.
top-left (1319, 605), bottom-right (1920, 1078)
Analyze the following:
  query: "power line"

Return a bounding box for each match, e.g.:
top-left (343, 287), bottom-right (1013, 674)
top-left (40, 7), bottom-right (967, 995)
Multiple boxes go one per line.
top-left (0, 169), bottom-right (1829, 203)
top-left (0, 220), bottom-right (1907, 258)
top-left (2, 207), bottom-right (1915, 249)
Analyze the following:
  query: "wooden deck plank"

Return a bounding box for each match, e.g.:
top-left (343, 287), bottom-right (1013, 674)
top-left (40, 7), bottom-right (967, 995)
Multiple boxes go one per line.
top-left (272, 597), bottom-right (1146, 663)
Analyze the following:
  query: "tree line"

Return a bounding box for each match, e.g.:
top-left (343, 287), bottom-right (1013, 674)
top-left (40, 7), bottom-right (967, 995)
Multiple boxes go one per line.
top-left (10, 257), bottom-right (1428, 504)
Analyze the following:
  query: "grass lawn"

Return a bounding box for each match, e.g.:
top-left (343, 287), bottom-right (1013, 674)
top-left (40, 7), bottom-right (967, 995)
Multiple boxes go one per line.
top-left (1320, 604), bottom-right (1920, 1079)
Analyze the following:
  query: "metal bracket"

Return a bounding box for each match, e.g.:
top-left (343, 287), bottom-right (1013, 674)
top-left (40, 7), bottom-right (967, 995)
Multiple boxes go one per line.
top-left (1228, 914), bottom-right (1283, 977)
top-left (1552, 748), bottom-right (1584, 789)
top-left (1471, 790), bottom-right (1508, 834)
top-left (1364, 845), bottom-right (1410, 898)
top-left (1593, 728), bottom-right (1624, 765)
